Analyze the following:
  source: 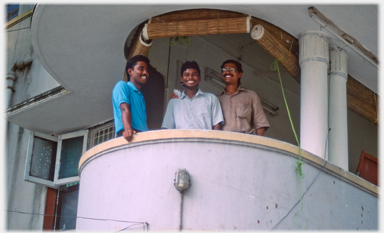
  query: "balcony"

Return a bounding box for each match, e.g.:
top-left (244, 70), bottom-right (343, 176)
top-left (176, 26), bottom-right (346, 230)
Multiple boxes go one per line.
top-left (76, 130), bottom-right (378, 231)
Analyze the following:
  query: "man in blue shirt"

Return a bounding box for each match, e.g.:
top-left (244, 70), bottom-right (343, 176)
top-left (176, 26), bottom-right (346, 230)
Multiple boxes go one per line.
top-left (161, 61), bottom-right (224, 130)
top-left (112, 55), bottom-right (150, 141)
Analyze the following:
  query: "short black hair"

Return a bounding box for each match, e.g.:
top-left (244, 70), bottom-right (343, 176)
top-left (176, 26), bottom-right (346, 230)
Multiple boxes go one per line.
top-left (125, 55), bottom-right (150, 80)
top-left (220, 59), bottom-right (243, 73)
top-left (181, 61), bottom-right (200, 77)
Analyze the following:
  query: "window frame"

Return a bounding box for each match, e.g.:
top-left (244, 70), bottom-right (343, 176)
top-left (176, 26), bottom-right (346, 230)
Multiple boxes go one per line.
top-left (54, 130), bottom-right (88, 186)
top-left (24, 131), bottom-right (59, 188)
top-left (24, 130), bottom-right (88, 188)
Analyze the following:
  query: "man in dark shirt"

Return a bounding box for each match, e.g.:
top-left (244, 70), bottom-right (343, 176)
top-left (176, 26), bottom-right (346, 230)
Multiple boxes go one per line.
top-left (218, 60), bottom-right (269, 135)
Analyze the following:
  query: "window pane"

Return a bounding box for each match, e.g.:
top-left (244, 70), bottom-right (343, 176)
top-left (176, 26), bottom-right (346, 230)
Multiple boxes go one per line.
top-left (91, 124), bottom-right (115, 148)
top-left (57, 186), bottom-right (79, 230)
top-left (6, 4), bottom-right (19, 21)
top-left (30, 136), bottom-right (57, 181)
top-left (58, 136), bottom-right (83, 179)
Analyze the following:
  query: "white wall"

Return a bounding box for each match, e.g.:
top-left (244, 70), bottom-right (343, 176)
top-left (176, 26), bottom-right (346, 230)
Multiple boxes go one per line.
top-left (5, 5), bottom-right (59, 230)
top-left (76, 133), bottom-right (378, 230)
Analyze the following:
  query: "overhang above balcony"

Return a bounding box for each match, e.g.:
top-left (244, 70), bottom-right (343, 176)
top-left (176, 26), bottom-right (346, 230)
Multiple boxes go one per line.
top-left (7, 5), bottom-right (378, 134)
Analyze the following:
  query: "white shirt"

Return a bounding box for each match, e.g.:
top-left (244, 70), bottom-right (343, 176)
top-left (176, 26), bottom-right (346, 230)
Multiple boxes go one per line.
top-left (161, 89), bottom-right (224, 129)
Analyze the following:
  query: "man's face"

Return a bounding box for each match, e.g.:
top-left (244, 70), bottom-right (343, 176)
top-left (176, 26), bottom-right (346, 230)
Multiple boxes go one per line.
top-left (181, 68), bottom-right (201, 88)
top-left (128, 61), bottom-right (149, 86)
top-left (221, 63), bottom-right (242, 85)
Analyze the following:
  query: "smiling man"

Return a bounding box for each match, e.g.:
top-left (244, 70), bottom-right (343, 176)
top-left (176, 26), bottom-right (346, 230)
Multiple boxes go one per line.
top-left (112, 55), bottom-right (150, 142)
top-left (161, 61), bottom-right (224, 130)
top-left (218, 60), bottom-right (269, 135)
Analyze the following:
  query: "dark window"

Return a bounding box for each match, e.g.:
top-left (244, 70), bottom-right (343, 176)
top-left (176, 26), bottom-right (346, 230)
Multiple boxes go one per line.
top-left (55, 183), bottom-right (79, 231)
top-left (58, 136), bottom-right (84, 179)
top-left (30, 136), bottom-right (57, 181)
top-left (6, 4), bottom-right (19, 22)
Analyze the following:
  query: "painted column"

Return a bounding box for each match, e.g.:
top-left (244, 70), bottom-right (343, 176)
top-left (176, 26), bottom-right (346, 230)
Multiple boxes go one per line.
top-left (329, 47), bottom-right (349, 170)
top-left (299, 31), bottom-right (329, 159)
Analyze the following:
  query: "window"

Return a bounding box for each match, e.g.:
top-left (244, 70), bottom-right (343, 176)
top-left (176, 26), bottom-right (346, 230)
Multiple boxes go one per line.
top-left (24, 130), bottom-right (88, 188)
top-left (55, 183), bottom-right (79, 230)
top-left (43, 183), bottom-right (79, 231)
top-left (40, 121), bottom-right (116, 230)
top-left (88, 121), bottom-right (115, 149)
top-left (6, 4), bottom-right (19, 22)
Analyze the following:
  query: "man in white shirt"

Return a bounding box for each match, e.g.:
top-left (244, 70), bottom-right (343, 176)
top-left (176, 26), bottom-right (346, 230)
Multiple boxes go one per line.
top-left (161, 61), bottom-right (224, 130)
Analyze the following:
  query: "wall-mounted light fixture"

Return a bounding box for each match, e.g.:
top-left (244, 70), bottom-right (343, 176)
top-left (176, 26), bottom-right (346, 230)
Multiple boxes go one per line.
top-left (174, 168), bottom-right (191, 231)
top-left (174, 168), bottom-right (191, 192)
top-left (204, 68), bottom-right (279, 116)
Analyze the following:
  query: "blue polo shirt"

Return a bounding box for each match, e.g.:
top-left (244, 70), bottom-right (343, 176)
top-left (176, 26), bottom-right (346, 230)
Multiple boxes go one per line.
top-left (112, 81), bottom-right (148, 135)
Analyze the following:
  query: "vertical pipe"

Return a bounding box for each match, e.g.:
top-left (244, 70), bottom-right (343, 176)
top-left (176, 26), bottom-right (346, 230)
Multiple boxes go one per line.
top-left (329, 47), bottom-right (349, 170)
top-left (6, 72), bottom-right (16, 109)
top-left (179, 192), bottom-right (183, 231)
top-left (299, 31), bottom-right (329, 159)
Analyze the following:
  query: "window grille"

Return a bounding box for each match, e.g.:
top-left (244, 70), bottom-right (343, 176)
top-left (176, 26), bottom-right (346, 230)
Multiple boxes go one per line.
top-left (90, 121), bottom-right (116, 148)
top-left (6, 4), bottom-right (19, 22)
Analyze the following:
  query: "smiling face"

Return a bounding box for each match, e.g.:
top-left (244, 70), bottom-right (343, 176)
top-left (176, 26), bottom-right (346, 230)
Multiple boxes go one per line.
top-left (181, 68), bottom-right (201, 89)
top-left (222, 62), bottom-right (242, 86)
top-left (128, 61), bottom-right (149, 89)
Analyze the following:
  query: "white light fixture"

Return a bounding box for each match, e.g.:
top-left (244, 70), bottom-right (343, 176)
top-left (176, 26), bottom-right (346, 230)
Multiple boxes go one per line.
top-left (174, 169), bottom-right (191, 192)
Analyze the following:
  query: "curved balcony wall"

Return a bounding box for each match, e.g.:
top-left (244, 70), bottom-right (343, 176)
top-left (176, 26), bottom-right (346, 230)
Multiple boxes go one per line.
top-left (77, 130), bottom-right (378, 231)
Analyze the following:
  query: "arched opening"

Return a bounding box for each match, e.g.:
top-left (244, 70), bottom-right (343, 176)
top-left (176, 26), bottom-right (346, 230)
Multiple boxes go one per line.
top-left (123, 8), bottom-right (301, 144)
top-left (121, 9), bottom-right (377, 174)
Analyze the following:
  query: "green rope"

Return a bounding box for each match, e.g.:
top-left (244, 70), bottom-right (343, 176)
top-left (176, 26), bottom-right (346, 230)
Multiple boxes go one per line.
top-left (271, 57), bottom-right (306, 229)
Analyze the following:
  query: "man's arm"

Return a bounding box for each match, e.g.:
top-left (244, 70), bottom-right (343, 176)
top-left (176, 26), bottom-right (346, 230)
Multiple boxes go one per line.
top-left (211, 94), bottom-right (224, 130)
top-left (120, 102), bottom-right (136, 142)
top-left (252, 92), bottom-right (270, 136)
top-left (212, 123), bottom-right (222, 130)
top-left (256, 127), bottom-right (265, 136)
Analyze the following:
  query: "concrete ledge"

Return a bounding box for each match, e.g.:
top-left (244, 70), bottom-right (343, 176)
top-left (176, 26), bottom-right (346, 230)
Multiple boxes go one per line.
top-left (78, 129), bottom-right (378, 195)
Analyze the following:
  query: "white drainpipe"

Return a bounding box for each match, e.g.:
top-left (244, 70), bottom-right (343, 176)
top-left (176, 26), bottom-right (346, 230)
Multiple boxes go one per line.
top-left (6, 58), bottom-right (33, 109)
top-left (299, 31), bottom-right (330, 159)
top-left (329, 47), bottom-right (349, 170)
top-left (6, 71), bottom-right (17, 109)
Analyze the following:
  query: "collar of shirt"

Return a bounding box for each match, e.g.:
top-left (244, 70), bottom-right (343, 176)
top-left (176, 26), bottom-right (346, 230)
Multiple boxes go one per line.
top-left (220, 86), bottom-right (246, 96)
top-left (180, 88), bottom-right (205, 99)
top-left (127, 81), bottom-right (140, 93)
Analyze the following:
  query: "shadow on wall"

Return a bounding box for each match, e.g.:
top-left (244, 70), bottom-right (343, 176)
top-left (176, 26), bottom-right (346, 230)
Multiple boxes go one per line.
top-left (141, 65), bottom-right (165, 130)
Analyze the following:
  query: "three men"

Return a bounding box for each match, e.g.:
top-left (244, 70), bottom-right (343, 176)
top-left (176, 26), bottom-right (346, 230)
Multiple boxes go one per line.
top-left (112, 55), bottom-right (150, 142)
top-left (113, 56), bottom-right (269, 142)
top-left (161, 61), bottom-right (224, 130)
top-left (218, 60), bottom-right (269, 135)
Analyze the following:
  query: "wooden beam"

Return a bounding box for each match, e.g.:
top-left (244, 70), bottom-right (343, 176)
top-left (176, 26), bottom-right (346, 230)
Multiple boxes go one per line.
top-left (150, 9), bottom-right (248, 22)
top-left (309, 6), bottom-right (379, 65)
top-left (347, 76), bottom-right (378, 125)
top-left (250, 17), bottom-right (299, 59)
top-left (124, 8), bottom-right (378, 125)
top-left (251, 24), bottom-right (300, 83)
top-left (144, 16), bottom-right (250, 40)
top-left (249, 16), bottom-right (378, 125)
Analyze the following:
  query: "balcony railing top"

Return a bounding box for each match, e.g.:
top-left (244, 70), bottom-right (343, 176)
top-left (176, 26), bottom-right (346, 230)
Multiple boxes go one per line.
top-left (78, 129), bottom-right (378, 195)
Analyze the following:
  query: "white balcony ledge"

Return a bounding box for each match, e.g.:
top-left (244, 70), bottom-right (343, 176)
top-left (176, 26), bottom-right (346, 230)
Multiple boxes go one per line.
top-left (77, 130), bottom-right (378, 231)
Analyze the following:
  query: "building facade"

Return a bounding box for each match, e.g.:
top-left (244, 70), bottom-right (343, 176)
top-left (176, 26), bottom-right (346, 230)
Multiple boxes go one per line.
top-left (5, 4), bottom-right (379, 231)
